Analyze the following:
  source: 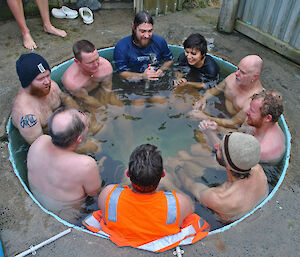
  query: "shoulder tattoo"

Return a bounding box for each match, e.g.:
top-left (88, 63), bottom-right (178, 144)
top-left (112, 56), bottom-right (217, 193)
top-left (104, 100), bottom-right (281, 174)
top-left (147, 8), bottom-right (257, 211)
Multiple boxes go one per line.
top-left (20, 114), bottom-right (38, 128)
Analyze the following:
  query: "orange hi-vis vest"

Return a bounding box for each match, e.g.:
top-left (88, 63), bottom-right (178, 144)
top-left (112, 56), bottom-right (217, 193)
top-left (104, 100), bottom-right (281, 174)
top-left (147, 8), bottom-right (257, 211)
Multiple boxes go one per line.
top-left (83, 185), bottom-right (210, 252)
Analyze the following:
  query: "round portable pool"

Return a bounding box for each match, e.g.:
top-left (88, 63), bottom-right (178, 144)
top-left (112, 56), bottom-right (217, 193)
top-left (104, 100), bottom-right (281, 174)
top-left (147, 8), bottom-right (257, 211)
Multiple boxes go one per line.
top-left (7, 46), bottom-right (291, 242)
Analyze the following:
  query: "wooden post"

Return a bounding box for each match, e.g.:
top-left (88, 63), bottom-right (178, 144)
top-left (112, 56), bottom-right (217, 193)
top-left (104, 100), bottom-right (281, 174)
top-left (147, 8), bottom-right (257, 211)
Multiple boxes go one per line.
top-left (135, 0), bottom-right (142, 13)
top-left (217, 0), bottom-right (239, 33)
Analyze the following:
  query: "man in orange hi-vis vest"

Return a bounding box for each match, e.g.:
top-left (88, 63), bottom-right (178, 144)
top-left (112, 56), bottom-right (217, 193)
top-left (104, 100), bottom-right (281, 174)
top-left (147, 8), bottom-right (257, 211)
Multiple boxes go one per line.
top-left (83, 144), bottom-right (210, 252)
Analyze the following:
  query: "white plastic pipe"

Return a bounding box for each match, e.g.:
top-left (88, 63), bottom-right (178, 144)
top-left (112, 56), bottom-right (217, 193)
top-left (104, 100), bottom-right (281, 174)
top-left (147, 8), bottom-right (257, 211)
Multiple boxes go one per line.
top-left (15, 228), bottom-right (72, 257)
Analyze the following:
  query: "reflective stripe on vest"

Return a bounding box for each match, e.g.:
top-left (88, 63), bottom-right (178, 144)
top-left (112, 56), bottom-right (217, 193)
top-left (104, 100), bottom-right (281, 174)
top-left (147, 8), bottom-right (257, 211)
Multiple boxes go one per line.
top-left (137, 224), bottom-right (197, 252)
top-left (164, 191), bottom-right (177, 225)
top-left (107, 186), bottom-right (177, 225)
top-left (83, 214), bottom-right (110, 238)
top-left (107, 185), bottom-right (125, 222)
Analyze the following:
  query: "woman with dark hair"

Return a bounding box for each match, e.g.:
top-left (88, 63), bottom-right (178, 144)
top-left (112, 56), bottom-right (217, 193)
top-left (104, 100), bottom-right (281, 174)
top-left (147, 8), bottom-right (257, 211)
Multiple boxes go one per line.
top-left (174, 33), bottom-right (220, 90)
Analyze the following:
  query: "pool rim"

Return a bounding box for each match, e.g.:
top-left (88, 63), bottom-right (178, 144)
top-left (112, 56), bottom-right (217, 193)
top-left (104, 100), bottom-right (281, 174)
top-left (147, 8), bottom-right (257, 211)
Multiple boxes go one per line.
top-left (6, 45), bottom-right (292, 241)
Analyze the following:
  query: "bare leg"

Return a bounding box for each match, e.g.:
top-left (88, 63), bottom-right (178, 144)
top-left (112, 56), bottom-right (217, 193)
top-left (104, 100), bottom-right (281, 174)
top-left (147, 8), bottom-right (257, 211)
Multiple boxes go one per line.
top-left (35, 0), bottom-right (67, 37)
top-left (7, 0), bottom-right (37, 49)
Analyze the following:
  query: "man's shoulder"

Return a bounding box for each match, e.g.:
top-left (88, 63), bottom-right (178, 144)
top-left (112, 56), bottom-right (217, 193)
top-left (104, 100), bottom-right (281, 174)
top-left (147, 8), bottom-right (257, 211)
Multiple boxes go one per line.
top-left (12, 92), bottom-right (37, 118)
top-left (73, 153), bottom-right (97, 169)
top-left (151, 34), bottom-right (167, 43)
top-left (250, 164), bottom-right (268, 183)
top-left (29, 134), bottom-right (50, 149)
top-left (62, 63), bottom-right (79, 87)
top-left (223, 73), bottom-right (236, 88)
top-left (204, 55), bottom-right (219, 70)
top-left (115, 35), bottom-right (132, 48)
top-left (99, 57), bottom-right (113, 70)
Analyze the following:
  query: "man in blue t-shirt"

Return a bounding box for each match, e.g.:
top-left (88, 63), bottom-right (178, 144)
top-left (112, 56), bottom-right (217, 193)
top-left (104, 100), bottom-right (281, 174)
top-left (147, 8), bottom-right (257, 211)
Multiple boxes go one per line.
top-left (114, 11), bottom-right (173, 81)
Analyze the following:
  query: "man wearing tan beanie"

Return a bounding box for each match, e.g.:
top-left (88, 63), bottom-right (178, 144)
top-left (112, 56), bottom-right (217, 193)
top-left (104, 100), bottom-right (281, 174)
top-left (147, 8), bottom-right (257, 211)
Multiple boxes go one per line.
top-left (177, 132), bottom-right (268, 223)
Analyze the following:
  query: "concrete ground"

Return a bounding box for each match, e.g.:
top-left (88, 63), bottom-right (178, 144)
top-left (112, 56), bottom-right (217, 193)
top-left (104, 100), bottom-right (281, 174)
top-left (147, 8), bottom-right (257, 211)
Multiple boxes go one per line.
top-left (0, 6), bottom-right (299, 257)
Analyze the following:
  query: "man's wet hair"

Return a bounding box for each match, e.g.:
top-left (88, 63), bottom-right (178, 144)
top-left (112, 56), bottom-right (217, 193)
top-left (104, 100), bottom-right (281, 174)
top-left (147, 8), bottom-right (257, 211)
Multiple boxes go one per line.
top-left (128, 144), bottom-right (163, 193)
top-left (133, 11), bottom-right (154, 29)
top-left (73, 40), bottom-right (96, 61)
top-left (48, 107), bottom-right (86, 148)
top-left (183, 33), bottom-right (207, 56)
top-left (252, 90), bottom-right (283, 122)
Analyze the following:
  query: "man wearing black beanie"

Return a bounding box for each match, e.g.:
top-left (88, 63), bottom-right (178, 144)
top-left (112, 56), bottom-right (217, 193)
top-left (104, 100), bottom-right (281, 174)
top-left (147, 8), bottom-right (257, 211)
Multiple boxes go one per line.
top-left (11, 53), bottom-right (79, 144)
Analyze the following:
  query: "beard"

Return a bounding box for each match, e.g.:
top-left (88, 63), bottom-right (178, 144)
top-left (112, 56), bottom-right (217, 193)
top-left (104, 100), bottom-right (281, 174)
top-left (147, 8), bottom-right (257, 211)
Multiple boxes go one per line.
top-left (132, 30), bottom-right (151, 48)
top-left (30, 81), bottom-right (51, 97)
top-left (247, 116), bottom-right (263, 128)
top-left (215, 151), bottom-right (226, 167)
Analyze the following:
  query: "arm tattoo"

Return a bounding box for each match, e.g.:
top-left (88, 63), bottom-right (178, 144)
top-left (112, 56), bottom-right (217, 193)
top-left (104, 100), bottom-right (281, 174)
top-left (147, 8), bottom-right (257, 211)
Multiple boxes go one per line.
top-left (20, 114), bottom-right (38, 128)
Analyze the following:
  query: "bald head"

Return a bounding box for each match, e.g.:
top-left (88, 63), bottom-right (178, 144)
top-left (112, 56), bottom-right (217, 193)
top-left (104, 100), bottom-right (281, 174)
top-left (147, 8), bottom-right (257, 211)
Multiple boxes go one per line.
top-left (240, 55), bottom-right (263, 75)
top-left (48, 107), bottom-right (86, 147)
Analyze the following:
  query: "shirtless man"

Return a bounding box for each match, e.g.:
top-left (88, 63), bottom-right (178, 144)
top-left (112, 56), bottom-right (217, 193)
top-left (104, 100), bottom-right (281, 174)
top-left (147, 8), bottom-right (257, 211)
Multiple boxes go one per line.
top-left (27, 107), bottom-right (101, 213)
top-left (198, 90), bottom-right (286, 165)
top-left (244, 90), bottom-right (285, 164)
top-left (62, 39), bottom-right (120, 109)
top-left (11, 53), bottom-right (78, 144)
top-left (190, 55), bottom-right (263, 128)
top-left (177, 132), bottom-right (268, 223)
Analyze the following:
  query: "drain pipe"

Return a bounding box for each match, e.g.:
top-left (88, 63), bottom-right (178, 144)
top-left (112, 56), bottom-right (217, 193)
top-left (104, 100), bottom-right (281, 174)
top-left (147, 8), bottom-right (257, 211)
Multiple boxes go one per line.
top-left (173, 246), bottom-right (184, 257)
top-left (15, 228), bottom-right (72, 257)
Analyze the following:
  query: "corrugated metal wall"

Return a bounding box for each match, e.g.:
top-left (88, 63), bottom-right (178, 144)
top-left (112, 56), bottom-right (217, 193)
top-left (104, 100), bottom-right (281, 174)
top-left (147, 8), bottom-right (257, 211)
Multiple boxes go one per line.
top-left (236, 0), bottom-right (300, 49)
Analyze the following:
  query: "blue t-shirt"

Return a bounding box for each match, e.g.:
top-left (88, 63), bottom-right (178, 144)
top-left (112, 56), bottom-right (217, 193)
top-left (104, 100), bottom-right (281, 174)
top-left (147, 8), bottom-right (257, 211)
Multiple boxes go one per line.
top-left (113, 35), bottom-right (173, 73)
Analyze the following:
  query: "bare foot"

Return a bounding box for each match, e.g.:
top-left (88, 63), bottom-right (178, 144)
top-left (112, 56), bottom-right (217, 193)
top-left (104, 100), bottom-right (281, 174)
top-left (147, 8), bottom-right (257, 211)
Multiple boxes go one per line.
top-left (178, 150), bottom-right (193, 161)
top-left (188, 110), bottom-right (208, 120)
top-left (165, 156), bottom-right (183, 171)
top-left (44, 24), bottom-right (67, 37)
top-left (23, 32), bottom-right (37, 50)
top-left (176, 166), bottom-right (194, 190)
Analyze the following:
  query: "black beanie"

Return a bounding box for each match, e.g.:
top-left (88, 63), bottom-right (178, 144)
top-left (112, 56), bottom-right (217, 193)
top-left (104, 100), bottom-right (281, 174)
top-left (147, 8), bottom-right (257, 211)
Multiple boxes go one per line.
top-left (16, 53), bottom-right (51, 88)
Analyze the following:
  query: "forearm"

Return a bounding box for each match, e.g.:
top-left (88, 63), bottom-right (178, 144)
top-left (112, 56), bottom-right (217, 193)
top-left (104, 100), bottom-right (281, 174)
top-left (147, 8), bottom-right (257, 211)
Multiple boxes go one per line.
top-left (186, 81), bottom-right (205, 89)
top-left (159, 60), bottom-right (173, 72)
top-left (70, 89), bottom-right (103, 108)
top-left (202, 87), bottom-right (221, 100)
top-left (101, 75), bottom-right (113, 90)
top-left (120, 71), bottom-right (144, 81)
top-left (208, 116), bottom-right (241, 129)
top-left (60, 92), bottom-right (80, 109)
top-left (204, 130), bottom-right (220, 147)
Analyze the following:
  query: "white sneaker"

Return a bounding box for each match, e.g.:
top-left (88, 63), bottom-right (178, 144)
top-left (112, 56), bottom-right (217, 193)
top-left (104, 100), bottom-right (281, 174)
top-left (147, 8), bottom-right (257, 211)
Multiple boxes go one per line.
top-left (79, 7), bottom-right (94, 24)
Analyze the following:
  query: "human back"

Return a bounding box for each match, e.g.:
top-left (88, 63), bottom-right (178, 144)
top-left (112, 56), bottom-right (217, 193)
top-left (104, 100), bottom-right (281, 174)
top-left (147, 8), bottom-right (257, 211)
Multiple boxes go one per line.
top-left (27, 107), bottom-right (101, 210)
top-left (28, 135), bottom-right (98, 202)
top-left (100, 184), bottom-right (181, 246)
